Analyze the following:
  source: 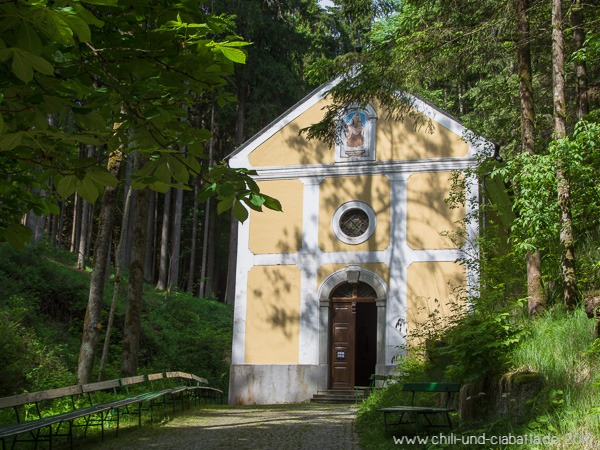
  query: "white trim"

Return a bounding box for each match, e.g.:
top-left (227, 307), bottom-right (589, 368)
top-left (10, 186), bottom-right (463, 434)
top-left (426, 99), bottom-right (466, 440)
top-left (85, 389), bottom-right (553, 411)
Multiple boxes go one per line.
top-left (248, 157), bottom-right (477, 181)
top-left (231, 218), bottom-right (252, 365)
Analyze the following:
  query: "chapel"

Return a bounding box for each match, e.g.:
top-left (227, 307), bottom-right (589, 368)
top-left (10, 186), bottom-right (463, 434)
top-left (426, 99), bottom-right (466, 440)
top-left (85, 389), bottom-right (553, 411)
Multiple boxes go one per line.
top-left (227, 79), bottom-right (488, 404)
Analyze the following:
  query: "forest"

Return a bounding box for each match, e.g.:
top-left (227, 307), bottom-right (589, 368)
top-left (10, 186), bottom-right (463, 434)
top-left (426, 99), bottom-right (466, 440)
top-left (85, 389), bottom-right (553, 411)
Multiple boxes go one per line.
top-left (1, 0), bottom-right (600, 446)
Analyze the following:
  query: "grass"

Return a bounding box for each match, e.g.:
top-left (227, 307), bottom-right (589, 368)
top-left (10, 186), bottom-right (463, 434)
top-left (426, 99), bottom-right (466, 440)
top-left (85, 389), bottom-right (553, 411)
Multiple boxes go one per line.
top-left (356, 305), bottom-right (600, 449)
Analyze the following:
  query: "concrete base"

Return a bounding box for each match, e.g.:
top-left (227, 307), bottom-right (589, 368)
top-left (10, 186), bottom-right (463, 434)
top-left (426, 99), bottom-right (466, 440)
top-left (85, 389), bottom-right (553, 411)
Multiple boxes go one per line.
top-left (229, 364), bottom-right (328, 404)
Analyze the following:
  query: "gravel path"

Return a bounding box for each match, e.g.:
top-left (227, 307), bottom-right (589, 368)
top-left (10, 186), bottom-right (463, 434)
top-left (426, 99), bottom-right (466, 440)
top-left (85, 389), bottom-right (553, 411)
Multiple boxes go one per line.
top-left (81, 403), bottom-right (362, 450)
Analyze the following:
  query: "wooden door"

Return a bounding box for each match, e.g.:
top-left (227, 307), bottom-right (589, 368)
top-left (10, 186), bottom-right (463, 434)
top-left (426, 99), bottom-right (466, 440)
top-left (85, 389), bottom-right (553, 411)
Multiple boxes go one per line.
top-left (330, 301), bottom-right (355, 389)
top-left (330, 281), bottom-right (377, 389)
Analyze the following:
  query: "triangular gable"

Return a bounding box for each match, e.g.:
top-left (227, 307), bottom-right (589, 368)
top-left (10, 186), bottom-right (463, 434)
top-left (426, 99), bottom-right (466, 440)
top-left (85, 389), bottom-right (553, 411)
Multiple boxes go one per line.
top-left (228, 79), bottom-right (485, 168)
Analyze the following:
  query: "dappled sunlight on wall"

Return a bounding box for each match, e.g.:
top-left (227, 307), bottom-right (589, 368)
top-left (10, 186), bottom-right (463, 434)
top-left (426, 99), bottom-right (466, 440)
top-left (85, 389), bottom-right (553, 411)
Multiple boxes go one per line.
top-left (319, 175), bottom-right (390, 253)
top-left (248, 98), bottom-right (333, 167)
top-left (406, 172), bottom-right (465, 250)
top-left (405, 261), bottom-right (466, 347)
top-left (245, 265), bottom-right (301, 364)
top-left (377, 108), bottom-right (469, 161)
top-left (249, 180), bottom-right (303, 254)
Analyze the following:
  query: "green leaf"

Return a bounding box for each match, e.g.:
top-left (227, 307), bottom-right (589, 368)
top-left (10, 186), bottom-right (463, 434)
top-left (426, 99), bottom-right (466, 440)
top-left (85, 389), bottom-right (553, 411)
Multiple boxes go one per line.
top-left (0, 114), bottom-right (4, 134)
top-left (233, 200), bottom-right (249, 222)
top-left (60, 13), bottom-right (92, 42)
top-left (17, 23), bottom-right (43, 55)
top-left (217, 195), bottom-right (235, 214)
top-left (56, 175), bottom-right (78, 199)
top-left (73, 4), bottom-right (105, 28)
top-left (249, 193), bottom-right (266, 208)
top-left (0, 131), bottom-right (24, 151)
top-left (216, 46), bottom-right (246, 64)
top-left (263, 195), bottom-right (282, 212)
top-left (75, 110), bottom-right (106, 130)
top-left (11, 49), bottom-right (54, 82)
top-left (85, 166), bottom-right (118, 187)
top-left (154, 162), bottom-right (171, 184)
top-left (45, 11), bottom-right (75, 45)
top-left (11, 50), bottom-right (33, 83)
top-left (76, 177), bottom-right (99, 203)
top-left (167, 155), bottom-right (189, 184)
top-left (148, 180), bottom-right (172, 193)
top-left (1, 224), bottom-right (32, 251)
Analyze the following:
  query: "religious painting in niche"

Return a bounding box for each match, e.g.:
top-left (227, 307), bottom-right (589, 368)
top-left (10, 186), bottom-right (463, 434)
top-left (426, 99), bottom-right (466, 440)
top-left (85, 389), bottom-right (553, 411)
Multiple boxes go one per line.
top-left (345, 112), bottom-right (366, 149)
top-left (336, 104), bottom-right (376, 163)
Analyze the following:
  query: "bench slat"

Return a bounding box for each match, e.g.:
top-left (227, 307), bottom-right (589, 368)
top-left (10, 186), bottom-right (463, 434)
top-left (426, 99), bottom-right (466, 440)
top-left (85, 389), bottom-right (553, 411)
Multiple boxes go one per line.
top-left (402, 382), bottom-right (461, 393)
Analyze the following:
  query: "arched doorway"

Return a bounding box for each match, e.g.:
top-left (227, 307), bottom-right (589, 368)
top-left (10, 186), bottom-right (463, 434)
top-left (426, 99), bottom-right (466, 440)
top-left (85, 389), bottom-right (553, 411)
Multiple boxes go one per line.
top-left (330, 282), bottom-right (377, 389)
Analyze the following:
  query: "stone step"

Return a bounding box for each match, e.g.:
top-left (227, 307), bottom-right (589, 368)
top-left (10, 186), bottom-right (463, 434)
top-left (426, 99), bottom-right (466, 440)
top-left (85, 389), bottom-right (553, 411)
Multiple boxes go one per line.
top-left (309, 389), bottom-right (370, 404)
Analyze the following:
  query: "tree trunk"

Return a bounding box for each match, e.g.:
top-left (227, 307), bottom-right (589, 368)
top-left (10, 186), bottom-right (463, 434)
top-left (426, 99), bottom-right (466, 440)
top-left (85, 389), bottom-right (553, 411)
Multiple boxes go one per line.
top-left (85, 204), bottom-right (95, 261)
top-left (156, 189), bottom-right (171, 290)
top-left (70, 194), bottom-right (82, 253)
top-left (571, 0), bottom-right (588, 119)
top-left (56, 199), bottom-right (66, 247)
top-left (77, 199), bottom-right (90, 269)
top-left (205, 206), bottom-right (217, 298)
top-left (121, 159), bottom-right (136, 270)
top-left (187, 177), bottom-right (200, 292)
top-left (77, 148), bottom-right (123, 384)
top-left (144, 190), bottom-right (157, 283)
top-left (199, 196), bottom-right (211, 298)
top-left (168, 186), bottom-right (184, 290)
top-left (517, 0), bottom-right (546, 316)
top-left (225, 213), bottom-right (238, 306)
top-left (120, 186), bottom-right (149, 377)
top-left (97, 184), bottom-right (133, 381)
top-left (199, 100), bottom-right (217, 298)
top-left (552, 0), bottom-right (578, 311)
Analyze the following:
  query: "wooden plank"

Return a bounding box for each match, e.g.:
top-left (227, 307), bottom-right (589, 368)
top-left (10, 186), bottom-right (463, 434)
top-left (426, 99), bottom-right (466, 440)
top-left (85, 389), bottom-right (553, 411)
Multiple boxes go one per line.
top-left (146, 373), bottom-right (165, 382)
top-left (81, 379), bottom-right (121, 393)
top-left (119, 375), bottom-right (146, 386)
top-left (189, 374), bottom-right (209, 385)
top-left (0, 385), bottom-right (82, 409)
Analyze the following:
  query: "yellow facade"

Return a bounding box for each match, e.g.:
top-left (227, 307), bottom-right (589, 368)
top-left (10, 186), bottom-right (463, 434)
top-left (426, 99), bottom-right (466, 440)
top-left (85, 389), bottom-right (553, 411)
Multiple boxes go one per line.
top-left (249, 179), bottom-right (304, 254)
top-left (248, 99), bottom-right (334, 167)
top-left (318, 175), bottom-right (390, 253)
top-left (406, 172), bottom-right (465, 249)
top-left (405, 261), bottom-right (466, 344)
top-left (245, 265), bottom-right (302, 364)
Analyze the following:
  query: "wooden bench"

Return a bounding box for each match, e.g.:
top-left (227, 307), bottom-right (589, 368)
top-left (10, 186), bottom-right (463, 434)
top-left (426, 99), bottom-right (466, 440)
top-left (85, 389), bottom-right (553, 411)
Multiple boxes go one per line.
top-left (0, 371), bottom-right (223, 449)
top-left (379, 382), bottom-right (461, 434)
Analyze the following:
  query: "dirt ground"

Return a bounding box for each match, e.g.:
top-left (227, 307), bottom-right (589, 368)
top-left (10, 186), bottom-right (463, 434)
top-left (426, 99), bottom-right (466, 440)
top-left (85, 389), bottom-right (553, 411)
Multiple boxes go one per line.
top-left (79, 403), bottom-right (361, 450)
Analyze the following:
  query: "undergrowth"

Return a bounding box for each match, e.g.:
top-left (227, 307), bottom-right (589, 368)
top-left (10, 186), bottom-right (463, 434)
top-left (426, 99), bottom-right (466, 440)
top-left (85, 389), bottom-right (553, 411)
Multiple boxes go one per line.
top-left (0, 242), bottom-right (233, 397)
top-left (356, 305), bottom-right (600, 449)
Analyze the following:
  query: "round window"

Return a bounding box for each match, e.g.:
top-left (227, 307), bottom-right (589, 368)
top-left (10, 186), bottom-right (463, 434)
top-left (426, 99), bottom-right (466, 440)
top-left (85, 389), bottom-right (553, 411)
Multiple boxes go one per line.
top-left (332, 201), bottom-right (377, 245)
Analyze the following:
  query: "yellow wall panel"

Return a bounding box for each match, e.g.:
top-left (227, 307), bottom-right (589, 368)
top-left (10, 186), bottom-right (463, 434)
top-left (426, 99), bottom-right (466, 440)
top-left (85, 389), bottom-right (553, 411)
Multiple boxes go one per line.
top-left (245, 265), bottom-right (301, 364)
top-left (376, 108), bottom-right (469, 161)
top-left (249, 180), bottom-right (304, 254)
top-left (406, 172), bottom-right (465, 249)
top-left (319, 175), bottom-right (390, 253)
top-left (406, 262), bottom-right (466, 346)
top-left (248, 98), bottom-right (334, 167)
